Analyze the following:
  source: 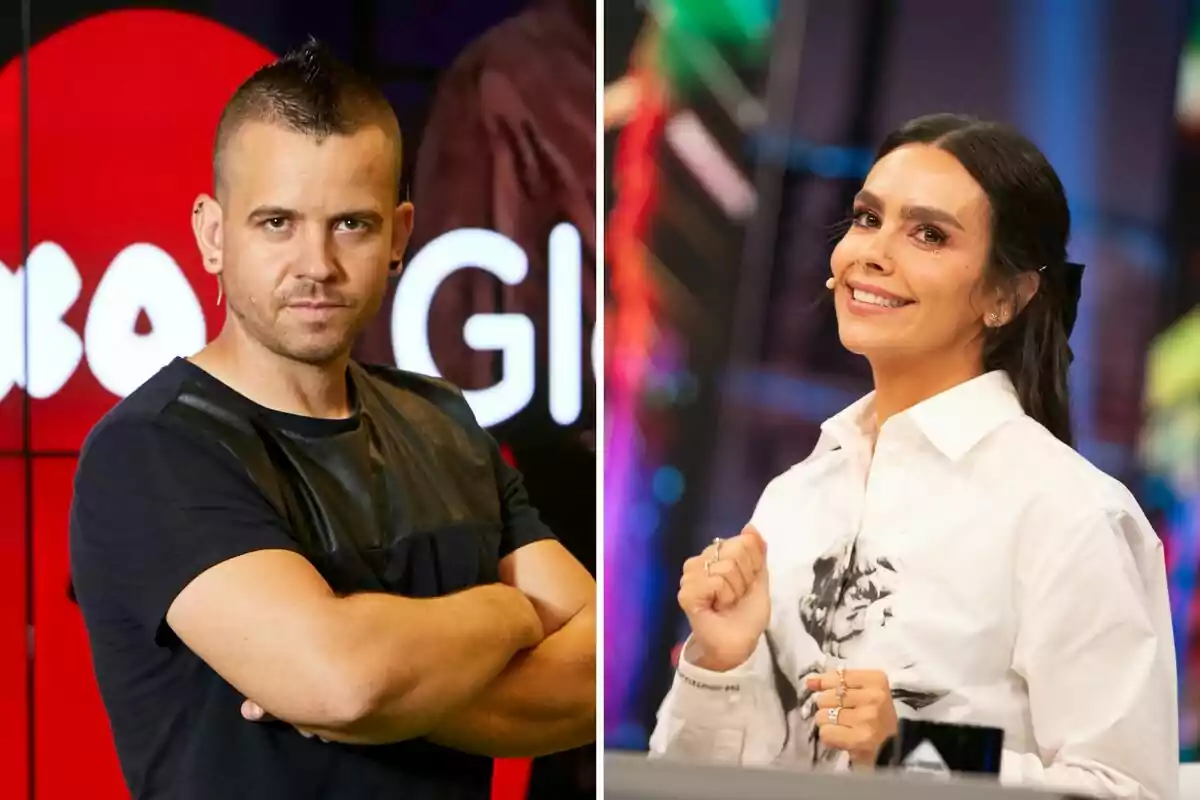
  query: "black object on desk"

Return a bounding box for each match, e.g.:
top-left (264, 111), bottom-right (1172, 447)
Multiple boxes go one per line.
top-left (878, 719), bottom-right (1005, 775)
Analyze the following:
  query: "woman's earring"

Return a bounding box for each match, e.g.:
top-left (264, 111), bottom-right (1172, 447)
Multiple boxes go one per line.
top-left (825, 277), bottom-right (836, 290)
top-left (988, 311), bottom-right (1001, 326)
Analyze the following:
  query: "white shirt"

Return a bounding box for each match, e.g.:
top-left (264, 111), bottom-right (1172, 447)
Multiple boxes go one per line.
top-left (649, 371), bottom-right (1179, 799)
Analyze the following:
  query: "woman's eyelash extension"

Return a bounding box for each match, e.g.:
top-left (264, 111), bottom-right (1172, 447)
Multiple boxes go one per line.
top-left (828, 216), bottom-right (853, 243)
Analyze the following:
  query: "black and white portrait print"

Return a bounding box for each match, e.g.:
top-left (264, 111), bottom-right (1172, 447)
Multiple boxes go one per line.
top-left (789, 539), bottom-right (948, 766)
top-left (799, 540), bottom-right (897, 657)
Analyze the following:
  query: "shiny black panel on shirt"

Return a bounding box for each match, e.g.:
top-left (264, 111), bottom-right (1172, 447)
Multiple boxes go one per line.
top-left (162, 363), bottom-right (505, 597)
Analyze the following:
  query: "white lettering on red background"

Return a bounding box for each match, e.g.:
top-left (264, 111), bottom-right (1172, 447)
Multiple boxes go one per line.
top-left (392, 223), bottom-right (593, 428)
top-left (1, 227), bottom-right (593, 428)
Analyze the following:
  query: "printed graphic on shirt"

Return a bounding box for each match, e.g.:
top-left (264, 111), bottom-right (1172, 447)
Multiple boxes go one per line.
top-left (892, 687), bottom-right (947, 711)
top-left (766, 634), bottom-right (803, 721)
top-left (798, 540), bottom-right (897, 657)
top-left (792, 540), bottom-right (949, 766)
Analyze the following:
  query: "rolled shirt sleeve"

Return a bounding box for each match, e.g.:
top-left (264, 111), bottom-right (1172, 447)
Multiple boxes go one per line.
top-left (649, 635), bottom-right (787, 766)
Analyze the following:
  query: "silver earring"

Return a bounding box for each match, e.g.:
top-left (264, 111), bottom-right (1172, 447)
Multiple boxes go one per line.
top-left (216, 282), bottom-right (223, 307)
top-left (988, 311), bottom-right (1001, 326)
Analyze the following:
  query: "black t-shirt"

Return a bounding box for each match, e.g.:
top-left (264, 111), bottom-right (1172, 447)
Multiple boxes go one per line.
top-left (69, 358), bottom-right (557, 800)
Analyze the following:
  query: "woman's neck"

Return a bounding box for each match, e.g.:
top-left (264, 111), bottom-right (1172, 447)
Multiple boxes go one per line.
top-left (869, 353), bottom-right (985, 432)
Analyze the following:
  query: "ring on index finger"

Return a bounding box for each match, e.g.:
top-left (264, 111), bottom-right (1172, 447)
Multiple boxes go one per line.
top-left (836, 666), bottom-right (847, 698)
top-left (704, 537), bottom-right (723, 577)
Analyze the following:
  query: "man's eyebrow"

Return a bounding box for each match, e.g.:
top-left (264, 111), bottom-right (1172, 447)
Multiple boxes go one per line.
top-left (245, 207), bottom-right (386, 224)
top-left (336, 209), bottom-right (385, 223)
top-left (246, 205), bottom-right (297, 221)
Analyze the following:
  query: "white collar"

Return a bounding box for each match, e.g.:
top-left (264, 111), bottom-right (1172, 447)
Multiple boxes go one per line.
top-left (815, 371), bottom-right (1027, 462)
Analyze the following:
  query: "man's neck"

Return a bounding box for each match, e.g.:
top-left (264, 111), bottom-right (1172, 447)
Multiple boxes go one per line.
top-left (192, 326), bottom-right (353, 420)
top-left (868, 349), bottom-right (984, 433)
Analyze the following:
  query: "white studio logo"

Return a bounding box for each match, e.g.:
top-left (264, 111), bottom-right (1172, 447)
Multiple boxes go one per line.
top-left (0, 241), bottom-right (207, 401)
top-left (1, 228), bottom-right (593, 429)
top-left (391, 223), bottom-right (597, 428)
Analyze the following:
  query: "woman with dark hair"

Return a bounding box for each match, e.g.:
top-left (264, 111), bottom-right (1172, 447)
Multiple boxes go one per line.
top-left (649, 114), bottom-right (1177, 797)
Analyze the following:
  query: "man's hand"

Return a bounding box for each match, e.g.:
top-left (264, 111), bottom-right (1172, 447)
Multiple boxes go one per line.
top-left (240, 700), bottom-right (327, 742)
top-left (808, 669), bottom-right (899, 768)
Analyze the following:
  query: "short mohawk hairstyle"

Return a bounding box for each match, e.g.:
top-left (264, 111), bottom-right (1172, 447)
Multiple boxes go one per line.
top-left (212, 37), bottom-right (402, 198)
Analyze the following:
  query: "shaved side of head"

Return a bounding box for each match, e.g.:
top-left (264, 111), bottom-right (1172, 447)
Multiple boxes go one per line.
top-left (213, 38), bottom-right (402, 202)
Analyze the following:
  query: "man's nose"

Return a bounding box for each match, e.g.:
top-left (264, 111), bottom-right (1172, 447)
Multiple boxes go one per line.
top-left (294, 228), bottom-right (339, 282)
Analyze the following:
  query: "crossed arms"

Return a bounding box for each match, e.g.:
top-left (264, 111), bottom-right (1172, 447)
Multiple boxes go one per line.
top-left (166, 538), bottom-right (596, 756)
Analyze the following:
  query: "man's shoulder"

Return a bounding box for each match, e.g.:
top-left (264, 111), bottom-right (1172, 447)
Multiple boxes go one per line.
top-left (353, 363), bottom-right (485, 436)
top-left (82, 358), bottom-right (197, 452)
top-left (350, 364), bottom-right (496, 448)
top-left (355, 361), bottom-right (462, 397)
top-left (79, 358), bottom-right (250, 484)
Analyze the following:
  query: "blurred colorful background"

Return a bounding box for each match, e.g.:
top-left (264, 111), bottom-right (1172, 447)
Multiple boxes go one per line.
top-left (604, 0), bottom-right (1200, 761)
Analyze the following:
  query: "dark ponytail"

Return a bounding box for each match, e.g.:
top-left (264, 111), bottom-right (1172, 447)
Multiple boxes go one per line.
top-left (877, 113), bottom-right (1080, 446)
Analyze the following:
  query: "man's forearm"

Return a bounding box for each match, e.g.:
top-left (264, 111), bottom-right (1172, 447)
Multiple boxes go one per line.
top-left (426, 602), bottom-right (596, 757)
top-left (282, 583), bottom-right (542, 743)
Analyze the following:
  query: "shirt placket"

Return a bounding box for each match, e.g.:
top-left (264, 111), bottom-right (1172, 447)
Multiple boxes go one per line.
top-left (808, 437), bottom-right (877, 767)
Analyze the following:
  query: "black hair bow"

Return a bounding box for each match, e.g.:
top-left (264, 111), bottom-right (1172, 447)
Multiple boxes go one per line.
top-left (1060, 261), bottom-right (1085, 337)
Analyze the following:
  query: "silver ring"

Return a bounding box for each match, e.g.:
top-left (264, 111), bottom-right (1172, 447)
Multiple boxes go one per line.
top-left (712, 537), bottom-right (723, 560)
top-left (828, 707), bottom-right (841, 725)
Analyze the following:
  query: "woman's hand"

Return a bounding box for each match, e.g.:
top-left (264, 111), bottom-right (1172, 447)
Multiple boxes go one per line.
top-left (676, 526), bottom-right (770, 672)
top-left (808, 669), bottom-right (898, 768)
